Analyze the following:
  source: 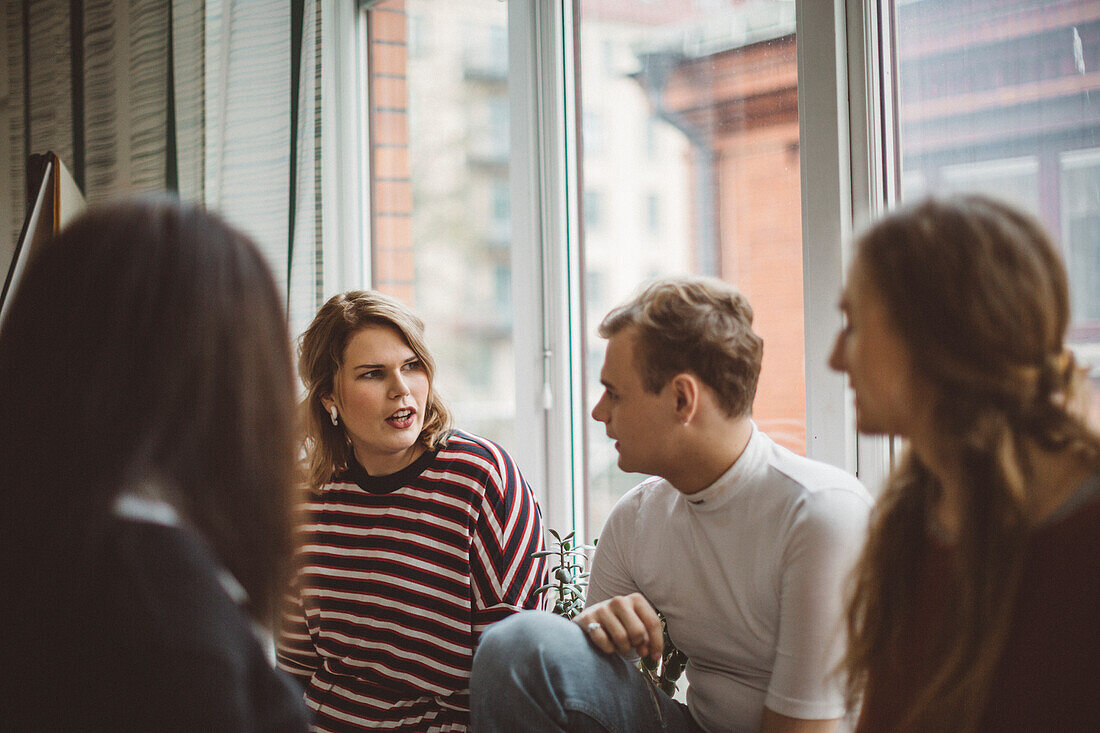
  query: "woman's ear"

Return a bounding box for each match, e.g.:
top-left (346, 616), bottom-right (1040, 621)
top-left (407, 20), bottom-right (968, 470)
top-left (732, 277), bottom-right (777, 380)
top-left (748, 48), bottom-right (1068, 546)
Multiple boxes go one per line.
top-left (670, 373), bottom-right (700, 425)
top-left (321, 394), bottom-right (336, 412)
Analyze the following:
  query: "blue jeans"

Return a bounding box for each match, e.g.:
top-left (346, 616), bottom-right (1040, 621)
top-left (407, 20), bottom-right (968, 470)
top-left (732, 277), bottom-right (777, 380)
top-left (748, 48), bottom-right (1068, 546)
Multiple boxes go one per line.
top-left (471, 611), bottom-right (704, 733)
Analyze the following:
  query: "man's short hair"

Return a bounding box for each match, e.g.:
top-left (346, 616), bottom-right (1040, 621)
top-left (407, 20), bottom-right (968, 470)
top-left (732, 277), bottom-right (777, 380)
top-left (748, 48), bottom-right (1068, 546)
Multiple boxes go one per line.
top-left (599, 276), bottom-right (764, 417)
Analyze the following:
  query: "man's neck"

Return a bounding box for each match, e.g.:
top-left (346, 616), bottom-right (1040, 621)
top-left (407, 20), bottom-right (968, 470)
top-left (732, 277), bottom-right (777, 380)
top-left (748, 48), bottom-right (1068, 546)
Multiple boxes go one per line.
top-left (666, 415), bottom-right (754, 495)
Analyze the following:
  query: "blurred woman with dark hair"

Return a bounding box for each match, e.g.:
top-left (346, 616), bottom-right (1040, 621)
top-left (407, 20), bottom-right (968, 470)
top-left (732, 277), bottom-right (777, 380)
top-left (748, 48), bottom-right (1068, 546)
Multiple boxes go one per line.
top-left (0, 197), bottom-right (309, 731)
top-left (830, 195), bottom-right (1100, 732)
top-left (276, 290), bottom-right (547, 731)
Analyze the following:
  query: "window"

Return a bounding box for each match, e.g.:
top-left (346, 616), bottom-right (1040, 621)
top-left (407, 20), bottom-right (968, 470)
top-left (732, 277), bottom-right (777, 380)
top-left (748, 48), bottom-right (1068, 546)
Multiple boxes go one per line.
top-left (888, 0), bottom-right (1100, 427)
top-left (645, 116), bottom-right (658, 159)
top-left (582, 109), bottom-right (602, 156)
top-left (1061, 149), bottom-right (1100, 325)
top-left (1061, 148), bottom-right (1100, 417)
top-left (939, 157), bottom-right (1039, 217)
top-left (351, 0), bottom-right (836, 538)
top-left (353, 0), bottom-right (1098, 539)
top-left (489, 177), bottom-right (511, 244)
top-left (644, 193), bottom-right (659, 234)
top-left (583, 190), bottom-right (602, 229)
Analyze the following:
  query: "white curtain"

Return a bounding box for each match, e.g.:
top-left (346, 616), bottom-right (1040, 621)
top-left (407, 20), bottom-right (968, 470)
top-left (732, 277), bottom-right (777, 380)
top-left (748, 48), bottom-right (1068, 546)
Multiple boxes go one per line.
top-left (1, 0), bottom-right (349, 336)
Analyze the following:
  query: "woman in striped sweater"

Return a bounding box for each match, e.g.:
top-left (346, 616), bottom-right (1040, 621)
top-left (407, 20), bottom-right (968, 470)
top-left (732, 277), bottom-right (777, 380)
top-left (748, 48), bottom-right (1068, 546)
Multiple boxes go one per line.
top-left (277, 291), bottom-right (548, 732)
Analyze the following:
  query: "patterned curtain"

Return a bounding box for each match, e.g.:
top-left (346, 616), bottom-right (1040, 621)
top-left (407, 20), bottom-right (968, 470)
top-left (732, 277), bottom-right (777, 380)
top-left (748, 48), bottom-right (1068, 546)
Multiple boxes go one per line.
top-left (0, 0), bottom-right (331, 331)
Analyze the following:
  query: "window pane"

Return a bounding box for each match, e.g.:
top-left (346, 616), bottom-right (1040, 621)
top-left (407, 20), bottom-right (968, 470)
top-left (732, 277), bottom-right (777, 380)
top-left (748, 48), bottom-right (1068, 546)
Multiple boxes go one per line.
top-left (365, 0), bottom-right (516, 446)
top-left (893, 0), bottom-right (1100, 427)
top-left (577, 1), bottom-right (802, 537)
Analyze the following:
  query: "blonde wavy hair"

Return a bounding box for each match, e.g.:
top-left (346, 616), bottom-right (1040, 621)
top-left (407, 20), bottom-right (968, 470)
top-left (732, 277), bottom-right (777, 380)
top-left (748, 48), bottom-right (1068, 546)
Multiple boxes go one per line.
top-left (298, 291), bottom-right (454, 491)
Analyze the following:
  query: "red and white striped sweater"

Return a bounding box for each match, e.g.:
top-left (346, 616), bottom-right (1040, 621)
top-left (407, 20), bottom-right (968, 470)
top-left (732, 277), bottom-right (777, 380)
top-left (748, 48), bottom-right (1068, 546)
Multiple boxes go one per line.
top-left (276, 431), bottom-right (547, 732)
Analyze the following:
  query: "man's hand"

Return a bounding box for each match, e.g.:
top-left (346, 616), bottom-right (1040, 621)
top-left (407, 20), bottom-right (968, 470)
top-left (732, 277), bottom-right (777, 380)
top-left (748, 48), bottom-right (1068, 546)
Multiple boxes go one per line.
top-left (573, 593), bottom-right (663, 662)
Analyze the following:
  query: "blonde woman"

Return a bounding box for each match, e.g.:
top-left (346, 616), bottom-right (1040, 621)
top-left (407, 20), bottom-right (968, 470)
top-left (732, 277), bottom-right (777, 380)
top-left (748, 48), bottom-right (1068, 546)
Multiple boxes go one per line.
top-left (830, 195), bottom-right (1100, 731)
top-left (276, 291), bottom-right (547, 731)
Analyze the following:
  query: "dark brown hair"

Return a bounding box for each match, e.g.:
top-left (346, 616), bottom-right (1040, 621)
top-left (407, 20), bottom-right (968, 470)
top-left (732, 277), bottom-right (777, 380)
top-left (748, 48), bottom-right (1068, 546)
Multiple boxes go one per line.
top-left (0, 196), bottom-right (297, 623)
top-left (842, 195), bottom-right (1100, 731)
top-left (599, 275), bottom-right (763, 416)
top-left (297, 290), bottom-right (454, 491)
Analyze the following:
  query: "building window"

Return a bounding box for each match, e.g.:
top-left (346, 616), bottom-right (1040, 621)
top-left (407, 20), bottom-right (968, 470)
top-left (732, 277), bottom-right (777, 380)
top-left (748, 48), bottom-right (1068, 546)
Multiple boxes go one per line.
top-left (1061, 148), bottom-right (1100, 390)
top-left (889, 0), bottom-right (1100, 426)
top-left (645, 116), bottom-right (658, 159)
top-left (347, 0), bottom-right (1100, 537)
top-left (583, 190), bottom-right (601, 229)
top-left (645, 193), bottom-right (659, 233)
top-left (490, 178), bottom-right (510, 222)
top-left (582, 109), bottom-right (601, 156)
top-left (939, 156), bottom-right (1040, 218)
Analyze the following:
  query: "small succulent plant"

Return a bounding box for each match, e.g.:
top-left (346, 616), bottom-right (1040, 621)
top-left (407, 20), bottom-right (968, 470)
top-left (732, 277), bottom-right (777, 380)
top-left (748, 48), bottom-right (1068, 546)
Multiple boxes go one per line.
top-left (531, 528), bottom-right (593, 619)
top-left (534, 529), bottom-right (687, 696)
top-left (639, 622), bottom-right (688, 696)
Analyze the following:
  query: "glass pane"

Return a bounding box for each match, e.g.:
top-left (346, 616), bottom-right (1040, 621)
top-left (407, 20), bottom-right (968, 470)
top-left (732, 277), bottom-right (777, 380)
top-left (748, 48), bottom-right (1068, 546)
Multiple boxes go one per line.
top-left (365, 0), bottom-right (516, 447)
top-left (577, 1), bottom-right (802, 538)
top-left (893, 0), bottom-right (1100, 428)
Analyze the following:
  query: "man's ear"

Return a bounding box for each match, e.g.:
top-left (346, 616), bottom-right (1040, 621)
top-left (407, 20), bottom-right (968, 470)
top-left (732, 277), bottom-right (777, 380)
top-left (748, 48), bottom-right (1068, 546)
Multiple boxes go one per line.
top-left (670, 373), bottom-right (700, 425)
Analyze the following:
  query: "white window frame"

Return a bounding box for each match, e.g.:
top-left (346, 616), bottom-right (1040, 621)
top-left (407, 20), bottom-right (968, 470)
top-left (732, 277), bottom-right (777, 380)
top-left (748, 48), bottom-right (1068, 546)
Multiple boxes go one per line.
top-left (797, 0), bottom-right (897, 492)
top-left (324, 0), bottom-right (366, 294)
top-left (506, 0), bottom-right (585, 536)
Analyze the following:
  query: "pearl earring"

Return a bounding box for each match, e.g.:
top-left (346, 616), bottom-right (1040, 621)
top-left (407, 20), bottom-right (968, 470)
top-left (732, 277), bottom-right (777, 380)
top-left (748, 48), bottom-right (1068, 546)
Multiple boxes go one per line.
top-left (329, 405), bottom-right (339, 426)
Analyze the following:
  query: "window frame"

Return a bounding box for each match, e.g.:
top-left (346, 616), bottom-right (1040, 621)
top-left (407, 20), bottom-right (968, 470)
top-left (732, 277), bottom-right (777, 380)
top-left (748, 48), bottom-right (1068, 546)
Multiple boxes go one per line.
top-left (794, 0), bottom-right (895, 491)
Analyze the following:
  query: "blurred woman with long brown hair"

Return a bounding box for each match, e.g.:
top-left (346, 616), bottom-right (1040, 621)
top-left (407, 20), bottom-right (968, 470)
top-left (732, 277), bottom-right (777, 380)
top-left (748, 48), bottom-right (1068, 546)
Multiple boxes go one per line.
top-left (829, 195), bottom-right (1100, 732)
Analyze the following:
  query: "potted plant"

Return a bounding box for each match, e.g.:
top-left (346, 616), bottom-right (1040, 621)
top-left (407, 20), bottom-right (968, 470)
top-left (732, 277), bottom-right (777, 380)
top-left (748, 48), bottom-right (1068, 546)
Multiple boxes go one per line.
top-left (533, 529), bottom-right (687, 696)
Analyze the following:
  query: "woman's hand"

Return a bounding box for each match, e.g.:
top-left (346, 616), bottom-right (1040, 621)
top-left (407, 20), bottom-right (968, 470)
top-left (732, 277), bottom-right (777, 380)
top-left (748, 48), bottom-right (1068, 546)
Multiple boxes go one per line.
top-left (573, 593), bottom-right (663, 662)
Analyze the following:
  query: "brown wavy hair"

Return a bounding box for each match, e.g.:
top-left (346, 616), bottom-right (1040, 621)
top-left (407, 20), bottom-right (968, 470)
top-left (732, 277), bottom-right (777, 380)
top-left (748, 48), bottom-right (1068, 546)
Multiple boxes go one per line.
top-left (599, 275), bottom-right (763, 417)
top-left (841, 196), bottom-right (1100, 731)
top-left (297, 290), bottom-right (454, 491)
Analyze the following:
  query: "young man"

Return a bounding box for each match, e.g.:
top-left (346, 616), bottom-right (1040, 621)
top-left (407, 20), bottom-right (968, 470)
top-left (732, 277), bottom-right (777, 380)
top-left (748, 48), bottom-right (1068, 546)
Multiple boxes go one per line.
top-left (471, 276), bottom-right (872, 733)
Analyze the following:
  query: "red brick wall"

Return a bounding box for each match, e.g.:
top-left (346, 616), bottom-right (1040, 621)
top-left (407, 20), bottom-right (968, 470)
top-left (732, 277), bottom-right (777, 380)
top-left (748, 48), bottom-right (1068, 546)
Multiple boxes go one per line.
top-left (716, 122), bottom-right (805, 454)
top-left (367, 1), bottom-right (416, 307)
